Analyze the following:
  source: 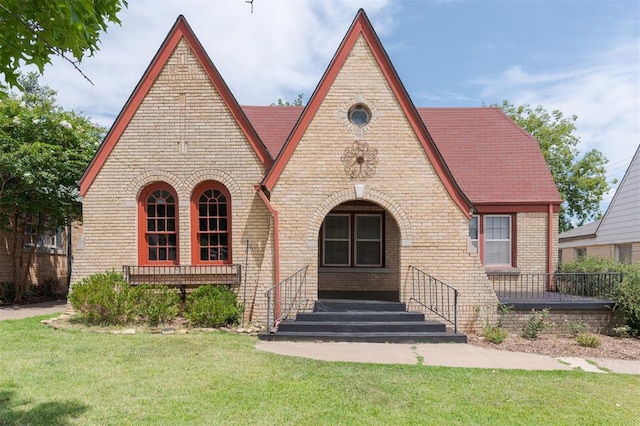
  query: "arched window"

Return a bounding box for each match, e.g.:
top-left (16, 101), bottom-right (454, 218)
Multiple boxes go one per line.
top-left (138, 183), bottom-right (179, 265)
top-left (191, 182), bottom-right (232, 264)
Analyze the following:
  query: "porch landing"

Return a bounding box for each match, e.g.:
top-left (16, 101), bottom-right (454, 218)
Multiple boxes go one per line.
top-left (497, 292), bottom-right (615, 311)
top-left (258, 299), bottom-right (467, 343)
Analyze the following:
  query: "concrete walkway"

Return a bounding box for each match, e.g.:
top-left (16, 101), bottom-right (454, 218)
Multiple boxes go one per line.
top-left (0, 299), bottom-right (68, 320)
top-left (255, 341), bottom-right (640, 375)
top-left (2, 302), bottom-right (638, 375)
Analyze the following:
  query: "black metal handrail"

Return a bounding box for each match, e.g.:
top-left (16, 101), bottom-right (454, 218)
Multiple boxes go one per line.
top-left (490, 272), bottom-right (623, 301)
top-left (265, 265), bottom-right (309, 333)
top-left (409, 266), bottom-right (459, 333)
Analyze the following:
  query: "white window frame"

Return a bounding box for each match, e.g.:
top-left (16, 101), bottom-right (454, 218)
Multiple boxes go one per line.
top-left (483, 215), bottom-right (512, 266)
top-left (25, 225), bottom-right (60, 250)
top-left (322, 214), bottom-right (351, 267)
top-left (354, 214), bottom-right (383, 267)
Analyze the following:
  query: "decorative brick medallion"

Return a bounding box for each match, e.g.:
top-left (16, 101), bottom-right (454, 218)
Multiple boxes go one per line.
top-left (341, 140), bottom-right (379, 179)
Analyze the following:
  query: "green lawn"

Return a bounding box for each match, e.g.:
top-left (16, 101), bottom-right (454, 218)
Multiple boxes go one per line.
top-left (1, 316), bottom-right (639, 425)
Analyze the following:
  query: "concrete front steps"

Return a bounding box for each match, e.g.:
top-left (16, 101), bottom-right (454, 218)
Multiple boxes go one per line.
top-left (258, 299), bottom-right (467, 343)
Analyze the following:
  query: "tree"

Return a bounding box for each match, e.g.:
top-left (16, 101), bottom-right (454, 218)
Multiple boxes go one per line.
top-left (497, 101), bottom-right (611, 232)
top-left (0, 0), bottom-right (128, 90)
top-left (0, 73), bottom-right (103, 302)
top-left (271, 93), bottom-right (304, 107)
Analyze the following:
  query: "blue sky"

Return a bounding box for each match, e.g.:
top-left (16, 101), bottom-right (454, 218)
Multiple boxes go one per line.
top-left (33, 0), bottom-right (639, 211)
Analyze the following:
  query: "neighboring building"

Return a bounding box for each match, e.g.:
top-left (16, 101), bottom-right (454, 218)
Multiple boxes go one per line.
top-left (73, 10), bottom-right (561, 331)
top-left (0, 223), bottom-right (80, 297)
top-left (559, 145), bottom-right (640, 264)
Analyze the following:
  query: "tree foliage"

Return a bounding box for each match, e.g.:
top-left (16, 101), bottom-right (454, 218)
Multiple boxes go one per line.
top-left (498, 101), bottom-right (611, 232)
top-left (0, 0), bottom-right (128, 90)
top-left (0, 73), bottom-right (103, 302)
top-left (271, 93), bottom-right (304, 107)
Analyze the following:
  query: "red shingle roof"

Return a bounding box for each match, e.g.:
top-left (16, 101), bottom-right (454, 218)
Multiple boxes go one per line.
top-left (242, 105), bottom-right (561, 205)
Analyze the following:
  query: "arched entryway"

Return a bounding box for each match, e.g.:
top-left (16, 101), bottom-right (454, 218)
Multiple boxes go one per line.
top-left (317, 200), bottom-right (400, 301)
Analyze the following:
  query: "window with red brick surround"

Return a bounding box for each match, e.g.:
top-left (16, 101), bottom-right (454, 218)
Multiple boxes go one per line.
top-left (138, 183), bottom-right (179, 265)
top-left (190, 181), bottom-right (232, 264)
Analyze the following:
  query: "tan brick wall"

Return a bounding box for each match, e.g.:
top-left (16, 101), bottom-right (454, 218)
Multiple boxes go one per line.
top-left (500, 308), bottom-right (617, 335)
top-left (269, 35), bottom-right (498, 332)
top-left (73, 39), bottom-right (275, 323)
top-left (588, 244), bottom-right (614, 260)
top-left (516, 212), bottom-right (556, 273)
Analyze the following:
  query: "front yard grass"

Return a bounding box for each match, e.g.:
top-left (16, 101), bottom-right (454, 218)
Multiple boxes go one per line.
top-left (1, 316), bottom-right (639, 425)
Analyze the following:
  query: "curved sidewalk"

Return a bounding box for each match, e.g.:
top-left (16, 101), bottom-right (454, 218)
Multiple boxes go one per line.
top-left (256, 340), bottom-right (640, 375)
top-left (0, 300), bottom-right (68, 321)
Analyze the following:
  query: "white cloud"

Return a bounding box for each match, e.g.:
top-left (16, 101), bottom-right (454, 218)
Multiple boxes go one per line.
top-left (475, 40), bottom-right (639, 198)
top-left (36, 0), bottom-right (395, 128)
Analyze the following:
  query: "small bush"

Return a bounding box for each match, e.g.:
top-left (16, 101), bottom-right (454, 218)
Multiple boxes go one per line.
top-left (559, 256), bottom-right (626, 274)
top-left (576, 333), bottom-right (601, 348)
top-left (0, 281), bottom-right (15, 304)
top-left (184, 285), bottom-right (242, 328)
top-left (38, 277), bottom-right (60, 297)
top-left (560, 256), bottom-right (640, 335)
top-left (69, 272), bottom-right (138, 326)
top-left (565, 320), bottom-right (590, 337)
top-left (612, 325), bottom-right (633, 338)
top-left (613, 269), bottom-right (640, 334)
top-left (521, 308), bottom-right (552, 339)
top-left (135, 286), bottom-right (180, 326)
top-left (482, 326), bottom-right (508, 344)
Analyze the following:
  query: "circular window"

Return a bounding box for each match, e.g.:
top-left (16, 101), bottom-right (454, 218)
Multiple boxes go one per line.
top-left (348, 103), bottom-right (371, 126)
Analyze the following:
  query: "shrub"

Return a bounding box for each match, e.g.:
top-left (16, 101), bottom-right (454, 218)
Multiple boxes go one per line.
top-left (184, 285), bottom-right (242, 328)
top-left (40, 277), bottom-right (61, 297)
top-left (135, 286), bottom-right (180, 326)
top-left (612, 325), bottom-right (633, 338)
top-left (559, 256), bottom-right (627, 274)
top-left (0, 281), bottom-right (15, 304)
top-left (565, 320), bottom-right (590, 337)
top-left (560, 256), bottom-right (640, 335)
top-left (482, 326), bottom-right (508, 344)
top-left (521, 308), bottom-right (552, 339)
top-left (613, 269), bottom-right (640, 334)
top-left (69, 272), bottom-right (138, 326)
top-left (576, 333), bottom-right (601, 348)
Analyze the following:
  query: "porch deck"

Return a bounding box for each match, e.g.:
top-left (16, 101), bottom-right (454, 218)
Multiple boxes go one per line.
top-left (491, 272), bottom-right (621, 311)
top-left (497, 291), bottom-right (615, 311)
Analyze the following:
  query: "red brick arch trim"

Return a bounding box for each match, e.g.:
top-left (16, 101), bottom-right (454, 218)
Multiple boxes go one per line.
top-left (307, 188), bottom-right (413, 246)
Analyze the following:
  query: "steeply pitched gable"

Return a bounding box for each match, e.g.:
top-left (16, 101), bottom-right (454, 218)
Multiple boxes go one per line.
top-left (260, 9), bottom-right (473, 217)
top-left (596, 145), bottom-right (640, 244)
top-left (79, 16), bottom-right (271, 196)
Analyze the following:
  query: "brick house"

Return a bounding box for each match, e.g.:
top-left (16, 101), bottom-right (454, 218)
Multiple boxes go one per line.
top-left (74, 10), bottom-right (561, 332)
top-left (0, 224), bottom-right (80, 299)
top-left (559, 144), bottom-right (639, 265)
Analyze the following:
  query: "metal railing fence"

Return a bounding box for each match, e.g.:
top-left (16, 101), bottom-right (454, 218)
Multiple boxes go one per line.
top-left (490, 272), bottom-right (623, 301)
top-left (409, 266), bottom-right (459, 333)
top-left (265, 265), bottom-right (309, 333)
